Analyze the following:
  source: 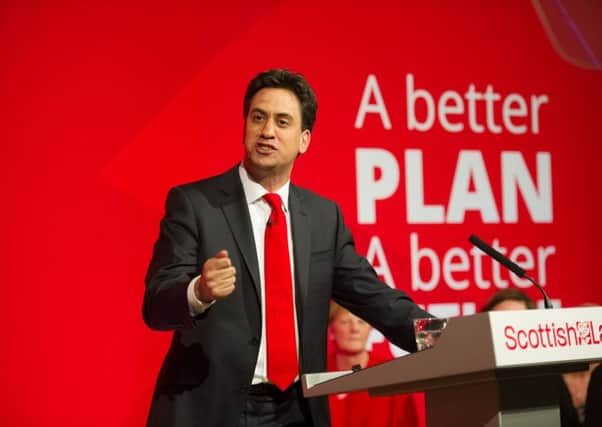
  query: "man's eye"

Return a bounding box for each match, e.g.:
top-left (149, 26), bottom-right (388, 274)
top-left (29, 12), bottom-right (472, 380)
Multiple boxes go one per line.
top-left (278, 119), bottom-right (289, 126)
top-left (253, 114), bottom-right (265, 122)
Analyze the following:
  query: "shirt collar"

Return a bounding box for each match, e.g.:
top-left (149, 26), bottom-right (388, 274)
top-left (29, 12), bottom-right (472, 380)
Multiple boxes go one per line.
top-left (238, 164), bottom-right (290, 212)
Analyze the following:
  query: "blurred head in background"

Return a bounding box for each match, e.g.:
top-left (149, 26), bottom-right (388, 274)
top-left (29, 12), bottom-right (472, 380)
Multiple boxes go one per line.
top-left (481, 288), bottom-right (536, 312)
top-left (329, 302), bottom-right (372, 356)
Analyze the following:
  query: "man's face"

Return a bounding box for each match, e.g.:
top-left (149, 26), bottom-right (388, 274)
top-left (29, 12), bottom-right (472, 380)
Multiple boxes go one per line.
top-left (243, 87), bottom-right (310, 180)
top-left (330, 310), bottom-right (372, 355)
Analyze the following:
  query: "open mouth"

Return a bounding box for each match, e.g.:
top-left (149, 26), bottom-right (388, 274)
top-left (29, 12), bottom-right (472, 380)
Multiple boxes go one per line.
top-left (256, 142), bottom-right (276, 154)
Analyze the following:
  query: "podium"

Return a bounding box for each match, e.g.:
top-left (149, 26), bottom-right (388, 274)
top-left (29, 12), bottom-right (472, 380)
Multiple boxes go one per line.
top-left (302, 307), bottom-right (602, 427)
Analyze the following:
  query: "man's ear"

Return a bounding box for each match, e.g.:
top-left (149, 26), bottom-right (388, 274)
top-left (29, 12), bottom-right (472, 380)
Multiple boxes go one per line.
top-left (298, 129), bottom-right (311, 154)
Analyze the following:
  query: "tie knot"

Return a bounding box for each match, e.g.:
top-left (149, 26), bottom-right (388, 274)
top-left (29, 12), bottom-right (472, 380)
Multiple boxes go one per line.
top-left (263, 193), bottom-right (282, 209)
top-left (263, 193), bottom-right (283, 223)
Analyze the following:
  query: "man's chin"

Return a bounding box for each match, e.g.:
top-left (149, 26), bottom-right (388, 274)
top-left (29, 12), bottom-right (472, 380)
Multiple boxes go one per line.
top-left (246, 153), bottom-right (275, 165)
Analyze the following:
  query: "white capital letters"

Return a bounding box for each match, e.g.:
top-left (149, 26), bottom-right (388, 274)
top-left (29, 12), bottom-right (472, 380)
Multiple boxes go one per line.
top-left (502, 152), bottom-right (553, 223)
top-left (405, 149), bottom-right (445, 223)
top-left (356, 148), bottom-right (399, 224)
top-left (447, 150), bottom-right (500, 223)
top-left (355, 74), bottom-right (392, 130)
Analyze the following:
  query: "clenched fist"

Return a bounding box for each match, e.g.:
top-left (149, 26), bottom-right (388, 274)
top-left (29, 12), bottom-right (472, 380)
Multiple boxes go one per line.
top-left (195, 250), bottom-right (236, 302)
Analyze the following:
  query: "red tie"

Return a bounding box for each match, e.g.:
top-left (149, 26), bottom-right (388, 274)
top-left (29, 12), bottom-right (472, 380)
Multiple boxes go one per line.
top-left (263, 193), bottom-right (298, 390)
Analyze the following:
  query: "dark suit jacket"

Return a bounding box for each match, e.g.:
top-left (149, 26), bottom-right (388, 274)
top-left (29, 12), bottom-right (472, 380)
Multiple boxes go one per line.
top-left (143, 166), bottom-right (429, 427)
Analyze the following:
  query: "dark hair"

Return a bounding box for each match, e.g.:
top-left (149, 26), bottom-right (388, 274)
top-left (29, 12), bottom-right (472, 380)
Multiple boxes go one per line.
top-left (243, 69), bottom-right (318, 131)
top-left (481, 288), bottom-right (537, 312)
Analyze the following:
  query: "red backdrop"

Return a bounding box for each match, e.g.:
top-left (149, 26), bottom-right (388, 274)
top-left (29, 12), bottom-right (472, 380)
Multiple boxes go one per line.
top-left (2, 1), bottom-right (601, 425)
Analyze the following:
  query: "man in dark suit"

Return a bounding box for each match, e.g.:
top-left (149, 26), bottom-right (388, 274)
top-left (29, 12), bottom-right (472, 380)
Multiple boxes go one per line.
top-left (143, 68), bottom-right (431, 427)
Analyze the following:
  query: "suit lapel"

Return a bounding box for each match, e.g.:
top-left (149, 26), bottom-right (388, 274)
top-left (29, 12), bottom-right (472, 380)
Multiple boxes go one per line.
top-left (217, 170), bottom-right (310, 317)
top-left (289, 186), bottom-right (310, 308)
top-left (218, 167), bottom-right (261, 300)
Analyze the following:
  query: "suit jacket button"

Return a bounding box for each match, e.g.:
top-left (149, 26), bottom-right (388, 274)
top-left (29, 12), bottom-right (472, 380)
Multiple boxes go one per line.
top-left (249, 337), bottom-right (260, 346)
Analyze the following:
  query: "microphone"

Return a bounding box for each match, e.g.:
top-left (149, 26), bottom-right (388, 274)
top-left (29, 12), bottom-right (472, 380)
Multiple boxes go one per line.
top-left (468, 234), bottom-right (554, 309)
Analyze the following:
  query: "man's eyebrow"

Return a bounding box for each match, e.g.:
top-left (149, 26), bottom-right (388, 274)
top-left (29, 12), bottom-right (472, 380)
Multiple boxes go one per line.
top-left (275, 112), bottom-right (294, 120)
top-left (250, 107), bottom-right (267, 115)
top-left (250, 108), bottom-right (295, 120)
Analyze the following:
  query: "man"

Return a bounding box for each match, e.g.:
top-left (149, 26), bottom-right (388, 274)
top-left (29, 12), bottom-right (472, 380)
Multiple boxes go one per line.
top-left (144, 69), bottom-right (430, 427)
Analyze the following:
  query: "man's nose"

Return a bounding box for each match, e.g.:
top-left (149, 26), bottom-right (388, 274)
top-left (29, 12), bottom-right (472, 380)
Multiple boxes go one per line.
top-left (260, 118), bottom-right (275, 138)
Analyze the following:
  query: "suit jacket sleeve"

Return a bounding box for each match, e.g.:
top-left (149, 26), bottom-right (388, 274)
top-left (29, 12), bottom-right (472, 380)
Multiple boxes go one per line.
top-left (330, 203), bottom-right (430, 352)
top-left (143, 186), bottom-right (200, 331)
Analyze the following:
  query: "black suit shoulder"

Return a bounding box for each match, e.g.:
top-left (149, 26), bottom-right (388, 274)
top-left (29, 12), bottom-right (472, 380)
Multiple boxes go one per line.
top-left (290, 183), bottom-right (341, 213)
top-left (168, 166), bottom-right (242, 207)
top-left (178, 166), bottom-right (238, 190)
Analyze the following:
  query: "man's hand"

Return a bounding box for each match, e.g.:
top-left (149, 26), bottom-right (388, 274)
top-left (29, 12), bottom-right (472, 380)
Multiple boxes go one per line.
top-left (195, 250), bottom-right (236, 302)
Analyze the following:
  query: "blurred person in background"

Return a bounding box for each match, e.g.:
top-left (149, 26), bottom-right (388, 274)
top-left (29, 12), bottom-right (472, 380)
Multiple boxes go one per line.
top-left (558, 303), bottom-right (600, 427)
top-left (561, 361), bottom-right (600, 427)
top-left (328, 302), bottom-right (422, 427)
top-left (480, 288), bottom-right (536, 312)
top-left (583, 363), bottom-right (602, 427)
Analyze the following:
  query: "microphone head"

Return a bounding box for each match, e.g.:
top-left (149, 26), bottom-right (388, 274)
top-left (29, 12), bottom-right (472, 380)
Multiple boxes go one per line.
top-left (468, 234), bottom-right (554, 309)
top-left (468, 234), bottom-right (526, 278)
